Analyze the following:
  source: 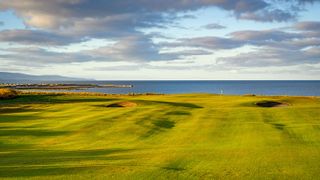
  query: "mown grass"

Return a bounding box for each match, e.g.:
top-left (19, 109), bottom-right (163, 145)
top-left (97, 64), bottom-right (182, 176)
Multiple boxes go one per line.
top-left (0, 93), bottom-right (319, 179)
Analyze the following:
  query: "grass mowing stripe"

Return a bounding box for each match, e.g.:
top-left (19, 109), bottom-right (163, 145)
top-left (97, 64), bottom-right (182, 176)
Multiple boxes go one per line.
top-left (0, 94), bottom-right (319, 179)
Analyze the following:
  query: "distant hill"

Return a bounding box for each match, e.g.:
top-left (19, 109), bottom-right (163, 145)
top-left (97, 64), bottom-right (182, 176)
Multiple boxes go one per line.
top-left (0, 72), bottom-right (92, 82)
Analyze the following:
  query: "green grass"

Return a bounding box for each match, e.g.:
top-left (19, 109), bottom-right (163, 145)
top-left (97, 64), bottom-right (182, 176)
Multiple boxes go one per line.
top-left (0, 93), bottom-right (320, 179)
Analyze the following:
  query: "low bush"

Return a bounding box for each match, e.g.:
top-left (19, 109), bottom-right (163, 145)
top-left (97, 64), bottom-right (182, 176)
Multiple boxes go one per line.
top-left (0, 88), bottom-right (18, 99)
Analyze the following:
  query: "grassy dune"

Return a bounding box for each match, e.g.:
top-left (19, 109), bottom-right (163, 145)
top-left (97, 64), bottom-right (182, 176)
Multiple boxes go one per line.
top-left (0, 93), bottom-right (320, 179)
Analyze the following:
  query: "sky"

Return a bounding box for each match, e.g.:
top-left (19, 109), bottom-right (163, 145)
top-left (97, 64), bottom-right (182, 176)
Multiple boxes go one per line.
top-left (0, 0), bottom-right (319, 80)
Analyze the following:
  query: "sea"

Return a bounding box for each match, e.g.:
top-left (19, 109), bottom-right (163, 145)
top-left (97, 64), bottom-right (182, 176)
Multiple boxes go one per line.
top-left (17, 80), bottom-right (320, 96)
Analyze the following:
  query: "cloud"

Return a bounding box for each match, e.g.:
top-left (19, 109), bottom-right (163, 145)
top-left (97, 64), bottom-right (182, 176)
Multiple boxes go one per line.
top-left (163, 28), bottom-right (309, 51)
top-left (228, 28), bottom-right (320, 50)
top-left (296, 0), bottom-right (320, 3)
top-left (0, 29), bottom-right (78, 45)
top-left (293, 21), bottom-right (320, 31)
top-left (0, 0), bottom-right (314, 34)
top-left (0, 0), bottom-right (317, 41)
top-left (229, 30), bottom-right (302, 41)
top-left (305, 46), bottom-right (320, 56)
top-left (203, 23), bottom-right (226, 29)
top-left (84, 61), bottom-right (211, 72)
top-left (217, 47), bottom-right (320, 67)
top-left (0, 0), bottom-right (317, 52)
top-left (238, 9), bottom-right (296, 22)
top-left (87, 35), bottom-right (177, 61)
top-left (163, 37), bottom-right (243, 50)
top-left (86, 64), bottom-right (142, 71)
top-left (0, 34), bottom-right (213, 66)
top-left (0, 47), bottom-right (93, 64)
top-left (0, 0), bottom-right (319, 69)
top-left (272, 38), bottom-right (320, 50)
top-left (168, 49), bottom-right (213, 57)
top-left (161, 23), bottom-right (320, 67)
top-left (0, 35), bottom-right (176, 64)
top-left (87, 35), bottom-right (212, 61)
top-left (0, 21), bottom-right (4, 26)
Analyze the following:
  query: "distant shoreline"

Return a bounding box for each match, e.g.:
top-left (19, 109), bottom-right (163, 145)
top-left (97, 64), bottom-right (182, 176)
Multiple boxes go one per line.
top-left (0, 83), bottom-right (133, 90)
top-left (13, 90), bottom-right (318, 98)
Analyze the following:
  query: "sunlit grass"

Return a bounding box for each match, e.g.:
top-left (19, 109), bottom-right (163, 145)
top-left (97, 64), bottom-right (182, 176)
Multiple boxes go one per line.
top-left (0, 93), bottom-right (319, 179)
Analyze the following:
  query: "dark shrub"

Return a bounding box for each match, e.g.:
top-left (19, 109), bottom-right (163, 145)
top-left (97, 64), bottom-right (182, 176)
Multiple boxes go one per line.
top-left (0, 88), bottom-right (18, 99)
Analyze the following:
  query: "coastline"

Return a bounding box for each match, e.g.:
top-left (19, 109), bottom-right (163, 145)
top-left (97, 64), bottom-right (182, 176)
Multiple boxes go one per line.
top-left (15, 90), bottom-right (320, 98)
top-left (0, 83), bottom-right (133, 90)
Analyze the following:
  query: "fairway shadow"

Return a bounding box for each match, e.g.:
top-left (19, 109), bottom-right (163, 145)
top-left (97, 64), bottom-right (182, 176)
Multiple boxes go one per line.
top-left (165, 111), bottom-right (191, 116)
top-left (0, 129), bottom-right (70, 137)
top-left (136, 108), bottom-right (193, 138)
top-left (0, 148), bottom-right (136, 178)
top-left (140, 119), bottom-right (176, 138)
top-left (162, 167), bottom-right (186, 171)
top-left (153, 120), bottom-right (175, 129)
top-left (162, 159), bottom-right (186, 172)
top-left (271, 123), bottom-right (285, 130)
top-left (0, 114), bottom-right (40, 123)
top-left (0, 166), bottom-right (103, 178)
top-left (0, 106), bottom-right (41, 114)
top-left (135, 100), bottom-right (203, 109)
top-left (0, 141), bottom-right (32, 150)
top-left (262, 113), bottom-right (286, 131)
top-left (262, 112), bottom-right (307, 144)
top-left (0, 94), bottom-right (119, 105)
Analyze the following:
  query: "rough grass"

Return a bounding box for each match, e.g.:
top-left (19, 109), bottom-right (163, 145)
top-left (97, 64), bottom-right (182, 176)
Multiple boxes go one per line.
top-left (0, 93), bottom-right (320, 179)
top-left (0, 88), bottom-right (17, 99)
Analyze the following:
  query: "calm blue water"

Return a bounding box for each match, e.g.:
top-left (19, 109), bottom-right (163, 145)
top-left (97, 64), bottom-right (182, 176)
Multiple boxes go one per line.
top-left (2, 80), bottom-right (320, 96)
top-left (61, 81), bottom-right (320, 96)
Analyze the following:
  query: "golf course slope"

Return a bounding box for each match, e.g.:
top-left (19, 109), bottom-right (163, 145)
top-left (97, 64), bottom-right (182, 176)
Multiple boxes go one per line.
top-left (0, 93), bottom-right (319, 179)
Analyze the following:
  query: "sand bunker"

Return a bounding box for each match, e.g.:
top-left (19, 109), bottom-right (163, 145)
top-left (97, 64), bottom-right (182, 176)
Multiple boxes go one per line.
top-left (106, 101), bottom-right (137, 107)
top-left (255, 101), bottom-right (288, 108)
